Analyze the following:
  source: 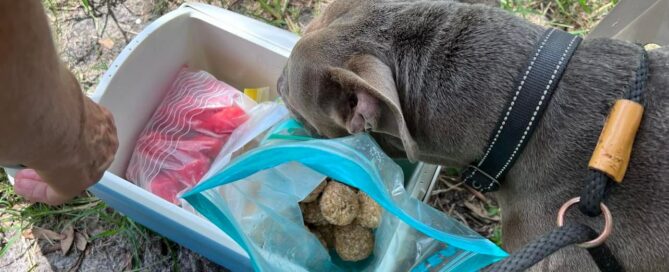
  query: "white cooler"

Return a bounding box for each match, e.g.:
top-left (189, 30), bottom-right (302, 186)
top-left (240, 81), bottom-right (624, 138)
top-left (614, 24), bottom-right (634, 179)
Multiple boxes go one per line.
top-left (63, 4), bottom-right (441, 271)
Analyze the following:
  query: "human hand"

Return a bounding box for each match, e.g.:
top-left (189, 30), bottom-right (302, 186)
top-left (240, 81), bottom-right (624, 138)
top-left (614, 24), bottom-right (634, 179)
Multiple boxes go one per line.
top-left (13, 103), bottom-right (117, 206)
top-left (13, 169), bottom-right (72, 205)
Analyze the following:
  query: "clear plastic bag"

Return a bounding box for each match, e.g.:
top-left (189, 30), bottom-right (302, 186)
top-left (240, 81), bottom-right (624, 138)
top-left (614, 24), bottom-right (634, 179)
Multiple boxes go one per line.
top-left (125, 67), bottom-right (262, 204)
top-left (183, 119), bottom-right (507, 271)
top-left (202, 101), bottom-right (288, 181)
top-left (179, 101), bottom-right (289, 210)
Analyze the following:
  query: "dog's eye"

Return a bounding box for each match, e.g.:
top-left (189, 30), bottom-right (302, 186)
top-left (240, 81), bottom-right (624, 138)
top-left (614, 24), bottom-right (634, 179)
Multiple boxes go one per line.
top-left (348, 93), bottom-right (358, 109)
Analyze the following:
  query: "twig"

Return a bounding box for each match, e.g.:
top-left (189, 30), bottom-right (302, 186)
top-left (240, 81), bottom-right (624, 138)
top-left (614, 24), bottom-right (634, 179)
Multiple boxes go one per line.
top-left (465, 212), bottom-right (487, 225)
top-left (431, 186), bottom-right (461, 195)
top-left (67, 249), bottom-right (86, 272)
top-left (464, 201), bottom-right (499, 223)
top-left (285, 16), bottom-right (300, 33)
top-left (258, 0), bottom-right (283, 20)
top-left (454, 211), bottom-right (469, 227)
top-left (228, 0), bottom-right (243, 8)
top-left (61, 16), bottom-right (92, 23)
top-left (439, 177), bottom-right (464, 192)
top-left (0, 236), bottom-right (34, 268)
top-left (121, 2), bottom-right (140, 16)
top-left (107, 0), bottom-right (129, 43)
top-left (98, 12), bottom-right (110, 38)
top-left (464, 184), bottom-right (488, 203)
top-left (54, 6), bottom-right (82, 12)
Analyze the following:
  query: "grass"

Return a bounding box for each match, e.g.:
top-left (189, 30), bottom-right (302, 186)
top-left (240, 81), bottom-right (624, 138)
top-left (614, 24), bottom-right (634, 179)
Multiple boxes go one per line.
top-left (485, 204), bottom-right (502, 246)
top-left (150, 0), bottom-right (328, 34)
top-left (2, 0), bottom-right (617, 269)
top-left (501, 0), bottom-right (618, 35)
top-left (0, 168), bottom-right (175, 270)
top-left (252, 0), bottom-right (309, 33)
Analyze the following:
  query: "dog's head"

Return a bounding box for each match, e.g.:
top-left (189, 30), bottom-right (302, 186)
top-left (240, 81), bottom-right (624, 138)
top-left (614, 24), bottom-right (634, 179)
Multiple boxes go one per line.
top-left (278, 0), bottom-right (419, 159)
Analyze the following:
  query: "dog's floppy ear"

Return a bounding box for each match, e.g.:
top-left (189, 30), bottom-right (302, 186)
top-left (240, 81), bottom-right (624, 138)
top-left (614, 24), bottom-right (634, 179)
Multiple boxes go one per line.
top-left (326, 55), bottom-right (419, 161)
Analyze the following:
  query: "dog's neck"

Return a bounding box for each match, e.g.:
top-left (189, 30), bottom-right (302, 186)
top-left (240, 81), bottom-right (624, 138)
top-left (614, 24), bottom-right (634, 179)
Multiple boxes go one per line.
top-left (371, 2), bottom-right (545, 165)
top-left (321, 1), bottom-right (644, 192)
top-left (368, 2), bottom-right (644, 190)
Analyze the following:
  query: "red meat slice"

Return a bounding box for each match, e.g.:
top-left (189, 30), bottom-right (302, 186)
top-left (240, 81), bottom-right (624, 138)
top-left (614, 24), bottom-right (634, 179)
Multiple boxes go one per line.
top-left (135, 132), bottom-right (171, 158)
top-left (153, 95), bottom-right (220, 131)
top-left (153, 95), bottom-right (247, 137)
top-left (150, 173), bottom-right (186, 204)
top-left (197, 105), bottom-right (249, 135)
top-left (163, 151), bottom-right (211, 187)
top-left (129, 69), bottom-right (251, 203)
top-left (176, 135), bottom-right (226, 158)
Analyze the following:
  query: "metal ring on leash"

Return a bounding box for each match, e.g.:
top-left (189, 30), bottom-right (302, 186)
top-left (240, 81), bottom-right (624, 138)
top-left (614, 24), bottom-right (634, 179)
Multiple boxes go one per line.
top-left (556, 197), bottom-right (613, 248)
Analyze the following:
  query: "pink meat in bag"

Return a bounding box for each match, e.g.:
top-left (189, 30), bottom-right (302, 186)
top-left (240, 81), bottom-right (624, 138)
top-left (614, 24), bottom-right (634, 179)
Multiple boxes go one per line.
top-left (126, 68), bottom-right (253, 204)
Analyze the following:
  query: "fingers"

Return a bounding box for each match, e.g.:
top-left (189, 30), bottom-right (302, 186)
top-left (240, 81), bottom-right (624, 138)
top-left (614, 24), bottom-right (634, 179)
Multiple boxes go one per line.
top-left (14, 169), bottom-right (71, 205)
top-left (14, 169), bottom-right (47, 203)
top-left (29, 100), bottom-right (118, 201)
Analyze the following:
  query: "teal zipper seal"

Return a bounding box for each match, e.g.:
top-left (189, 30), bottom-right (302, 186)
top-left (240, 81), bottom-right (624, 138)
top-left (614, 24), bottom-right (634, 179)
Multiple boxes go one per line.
top-left (183, 135), bottom-right (507, 258)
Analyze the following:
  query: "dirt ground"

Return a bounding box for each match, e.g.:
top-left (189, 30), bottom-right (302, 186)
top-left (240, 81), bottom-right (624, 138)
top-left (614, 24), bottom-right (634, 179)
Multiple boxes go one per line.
top-left (0, 0), bottom-right (613, 271)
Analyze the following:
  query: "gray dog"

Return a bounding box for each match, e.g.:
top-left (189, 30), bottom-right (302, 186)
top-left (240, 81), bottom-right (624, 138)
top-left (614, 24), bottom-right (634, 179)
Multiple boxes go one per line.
top-left (277, 0), bottom-right (669, 270)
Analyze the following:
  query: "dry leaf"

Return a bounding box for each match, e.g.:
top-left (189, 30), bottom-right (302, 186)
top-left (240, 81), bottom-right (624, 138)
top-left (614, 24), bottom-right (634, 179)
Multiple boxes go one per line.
top-left (123, 252), bottom-right (133, 271)
top-left (74, 232), bottom-right (87, 251)
top-left (33, 227), bottom-right (65, 241)
top-left (42, 244), bottom-right (61, 255)
top-left (98, 38), bottom-right (114, 49)
top-left (22, 229), bottom-right (34, 239)
top-left (61, 225), bottom-right (74, 255)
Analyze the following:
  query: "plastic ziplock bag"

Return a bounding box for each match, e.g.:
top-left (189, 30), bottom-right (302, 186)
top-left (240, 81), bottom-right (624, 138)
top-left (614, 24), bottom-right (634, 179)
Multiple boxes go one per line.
top-left (183, 119), bottom-right (507, 271)
top-left (125, 67), bottom-right (256, 203)
top-left (179, 101), bottom-right (289, 210)
top-left (201, 101), bottom-right (289, 181)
